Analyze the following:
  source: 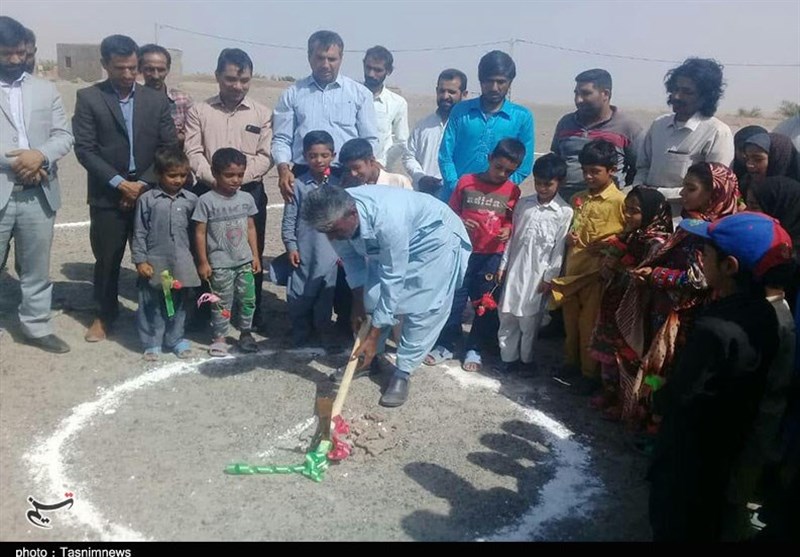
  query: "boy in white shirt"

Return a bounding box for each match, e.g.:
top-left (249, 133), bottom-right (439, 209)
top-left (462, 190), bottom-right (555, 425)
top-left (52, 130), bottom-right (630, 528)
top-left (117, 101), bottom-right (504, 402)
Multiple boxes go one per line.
top-left (495, 154), bottom-right (573, 373)
top-left (339, 138), bottom-right (412, 189)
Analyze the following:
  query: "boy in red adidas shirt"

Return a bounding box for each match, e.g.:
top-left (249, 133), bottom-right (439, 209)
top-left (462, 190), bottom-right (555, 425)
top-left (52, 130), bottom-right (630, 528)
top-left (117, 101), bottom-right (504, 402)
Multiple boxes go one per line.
top-left (424, 138), bottom-right (523, 372)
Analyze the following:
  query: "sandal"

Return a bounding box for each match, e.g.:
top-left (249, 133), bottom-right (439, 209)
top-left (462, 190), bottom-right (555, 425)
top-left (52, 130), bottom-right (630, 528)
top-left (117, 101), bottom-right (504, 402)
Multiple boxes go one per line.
top-left (423, 345), bottom-right (453, 366)
top-left (208, 339), bottom-right (228, 357)
top-left (238, 332), bottom-right (258, 353)
top-left (462, 350), bottom-right (482, 373)
top-left (172, 340), bottom-right (192, 359)
top-left (143, 348), bottom-right (160, 362)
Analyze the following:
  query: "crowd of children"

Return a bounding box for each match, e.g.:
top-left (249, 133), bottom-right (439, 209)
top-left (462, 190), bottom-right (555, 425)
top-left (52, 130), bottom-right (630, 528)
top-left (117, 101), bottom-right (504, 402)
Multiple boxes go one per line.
top-left (134, 146), bottom-right (261, 358)
top-left (414, 135), bottom-right (797, 541)
top-left (129, 128), bottom-right (797, 541)
top-left (132, 133), bottom-right (413, 359)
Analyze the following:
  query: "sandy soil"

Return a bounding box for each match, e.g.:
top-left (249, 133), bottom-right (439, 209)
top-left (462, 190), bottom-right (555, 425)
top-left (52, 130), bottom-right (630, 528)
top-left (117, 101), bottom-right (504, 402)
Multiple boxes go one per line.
top-left (0, 78), bottom-right (779, 541)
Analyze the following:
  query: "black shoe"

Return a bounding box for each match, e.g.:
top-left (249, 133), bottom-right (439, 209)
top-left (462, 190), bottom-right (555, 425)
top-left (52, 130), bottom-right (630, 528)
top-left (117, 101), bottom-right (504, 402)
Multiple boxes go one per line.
top-left (238, 331), bottom-right (259, 353)
top-left (491, 360), bottom-right (519, 375)
top-left (569, 376), bottom-right (601, 396)
top-left (330, 358), bottom-right (382, 384)
top-left (252, 311), bottom-right (265, 331)
top-left (25, 334), bottom-right (71, 354)
top-left (380, 374), bottom-right (410, 407)
top-left (517, 361), bottom-right (539, 378)
top-left (320, 332), bottom-right (345, 354)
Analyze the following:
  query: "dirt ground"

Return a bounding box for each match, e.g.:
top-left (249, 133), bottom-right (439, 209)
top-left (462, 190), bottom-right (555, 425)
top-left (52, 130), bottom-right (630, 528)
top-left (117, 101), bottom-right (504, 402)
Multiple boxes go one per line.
top-left (0, 78), bottom-right (780, 542)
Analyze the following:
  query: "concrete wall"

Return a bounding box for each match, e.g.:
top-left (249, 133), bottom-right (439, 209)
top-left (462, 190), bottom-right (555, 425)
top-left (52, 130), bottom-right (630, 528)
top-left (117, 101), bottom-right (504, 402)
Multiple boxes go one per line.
top-left (57, 43), bottom-right (102, 82)
top-left (56, 44), bottom-right (182, 86)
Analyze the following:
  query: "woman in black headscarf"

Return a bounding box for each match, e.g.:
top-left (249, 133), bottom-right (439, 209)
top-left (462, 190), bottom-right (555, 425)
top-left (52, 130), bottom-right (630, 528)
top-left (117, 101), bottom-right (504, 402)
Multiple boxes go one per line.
top-left (747, 175), bottom-right (800, 313)
top-left (748, 176), bottom-right (800, 253)
top-left (741, 132), bottom-right (800, 196)
top-left (733, 125), bottom-right (768, 180)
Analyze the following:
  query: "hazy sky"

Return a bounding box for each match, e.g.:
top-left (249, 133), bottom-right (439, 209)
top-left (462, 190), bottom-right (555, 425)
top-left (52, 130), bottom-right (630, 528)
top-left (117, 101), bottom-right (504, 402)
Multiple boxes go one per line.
top-left (4, 0), bottom-right (799, 113)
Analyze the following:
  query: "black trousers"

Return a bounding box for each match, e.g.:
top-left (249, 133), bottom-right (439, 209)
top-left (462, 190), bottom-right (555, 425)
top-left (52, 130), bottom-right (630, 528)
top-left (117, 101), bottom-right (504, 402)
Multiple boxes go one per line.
top-left (192, 180), bottom-right (267, 325)
top-left (89, 206), bottom-right (134, 323)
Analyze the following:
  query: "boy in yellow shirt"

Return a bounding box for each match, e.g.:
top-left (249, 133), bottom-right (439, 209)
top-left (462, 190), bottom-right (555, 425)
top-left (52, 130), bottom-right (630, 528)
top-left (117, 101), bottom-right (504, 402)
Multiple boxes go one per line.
top-left (552, 139), bottom-right (626, 394)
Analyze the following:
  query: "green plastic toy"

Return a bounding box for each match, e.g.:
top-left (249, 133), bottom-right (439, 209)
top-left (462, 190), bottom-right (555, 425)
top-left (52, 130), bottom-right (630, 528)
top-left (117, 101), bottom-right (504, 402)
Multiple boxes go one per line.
top-left (224, 440), bottom-right (333, 483)
top-left (160, 270), bottom-right (177, 317)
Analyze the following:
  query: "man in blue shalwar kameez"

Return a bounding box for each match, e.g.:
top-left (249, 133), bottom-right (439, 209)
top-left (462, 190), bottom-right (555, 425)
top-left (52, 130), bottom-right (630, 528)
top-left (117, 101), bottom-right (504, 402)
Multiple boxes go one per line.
top-left (301, 185), bottom-right (472, 407)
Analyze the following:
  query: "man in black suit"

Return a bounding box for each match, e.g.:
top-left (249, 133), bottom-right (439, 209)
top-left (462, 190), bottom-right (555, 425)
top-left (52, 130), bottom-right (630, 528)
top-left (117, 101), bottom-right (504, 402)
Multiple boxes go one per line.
top-left (73, 34), bottom-right (177, 342)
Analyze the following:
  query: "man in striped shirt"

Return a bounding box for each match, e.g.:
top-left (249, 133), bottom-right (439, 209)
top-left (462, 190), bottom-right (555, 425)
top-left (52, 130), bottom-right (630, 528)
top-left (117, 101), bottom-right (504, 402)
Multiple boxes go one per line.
top-left (551, 69), bottom-right (643, 203)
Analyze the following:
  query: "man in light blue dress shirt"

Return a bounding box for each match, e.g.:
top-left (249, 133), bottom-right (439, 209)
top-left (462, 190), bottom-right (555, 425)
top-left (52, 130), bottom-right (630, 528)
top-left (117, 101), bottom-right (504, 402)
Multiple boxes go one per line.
top-left (272, 30), bottom-right (378, 202)
top-left (438, 50), bottom-right (534, 202)
top-left (301, 185), bottom-right (472, 408)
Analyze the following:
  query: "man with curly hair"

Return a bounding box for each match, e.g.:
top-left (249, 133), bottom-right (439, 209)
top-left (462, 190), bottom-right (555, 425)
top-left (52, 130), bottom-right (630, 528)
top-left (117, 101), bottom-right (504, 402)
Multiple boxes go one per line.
top-left (635, 58), bottom-right (735, 218)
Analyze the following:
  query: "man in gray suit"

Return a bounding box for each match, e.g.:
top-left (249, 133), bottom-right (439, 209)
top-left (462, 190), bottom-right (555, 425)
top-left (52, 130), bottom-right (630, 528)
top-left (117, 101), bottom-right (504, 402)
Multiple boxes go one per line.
top-left (0, 16), bottom-right (74, 353)
top-left (73, 34), bottom-right (177, 342)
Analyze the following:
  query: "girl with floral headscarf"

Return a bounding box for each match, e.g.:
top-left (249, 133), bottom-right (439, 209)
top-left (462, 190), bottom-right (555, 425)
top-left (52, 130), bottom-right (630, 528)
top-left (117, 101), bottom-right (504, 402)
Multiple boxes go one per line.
top-left (588, 186), bottom-right (673, 420)
top-left (616, 162), bottom-right (742, 433)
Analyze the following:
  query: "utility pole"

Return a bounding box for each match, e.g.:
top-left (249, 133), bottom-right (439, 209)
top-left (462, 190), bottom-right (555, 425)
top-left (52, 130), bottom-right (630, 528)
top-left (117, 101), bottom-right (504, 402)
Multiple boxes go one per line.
top-left (154, 22), bottom-right (159, 44)
top-left (508, 38), bottom-right (517, 101)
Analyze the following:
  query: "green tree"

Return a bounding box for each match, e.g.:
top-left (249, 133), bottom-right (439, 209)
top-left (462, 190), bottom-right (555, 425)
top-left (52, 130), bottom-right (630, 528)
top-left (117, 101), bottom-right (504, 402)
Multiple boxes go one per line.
top-left (737, 107), bottom-right (762, 118)
top-left (777, 100), bottom-right (800, 118)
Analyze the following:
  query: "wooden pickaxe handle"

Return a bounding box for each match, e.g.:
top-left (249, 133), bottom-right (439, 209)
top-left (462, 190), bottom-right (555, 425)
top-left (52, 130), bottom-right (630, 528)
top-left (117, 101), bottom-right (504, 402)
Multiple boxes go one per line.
top-left (331, 318), bottom-right (372, 418)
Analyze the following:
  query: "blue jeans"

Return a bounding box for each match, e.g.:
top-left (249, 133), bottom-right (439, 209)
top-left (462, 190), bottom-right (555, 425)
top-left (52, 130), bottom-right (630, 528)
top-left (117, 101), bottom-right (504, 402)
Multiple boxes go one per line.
top-left (436, 252), bottom-right (502, 354)
top-left (136, 280), bottom-right (188, 352)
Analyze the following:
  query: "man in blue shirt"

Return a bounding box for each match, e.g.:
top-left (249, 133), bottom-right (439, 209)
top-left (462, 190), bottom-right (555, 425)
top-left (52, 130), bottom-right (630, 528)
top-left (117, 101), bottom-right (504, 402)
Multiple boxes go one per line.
top-left (438, 50), bottom-right (534, 202)
top-left (272, 30), bottom-right (378, 202)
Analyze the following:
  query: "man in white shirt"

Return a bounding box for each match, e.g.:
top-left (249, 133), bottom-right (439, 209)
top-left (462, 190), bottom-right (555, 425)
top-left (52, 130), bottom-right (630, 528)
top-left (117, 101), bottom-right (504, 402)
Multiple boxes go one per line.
top-left (403, 69), bottom-right (468, 195)
top-left (636, 58), bottom-right (734, 218)
top-left (0, 17), bottom-right (74, 353)
top-left (363, 46), bottom-right (408, 169)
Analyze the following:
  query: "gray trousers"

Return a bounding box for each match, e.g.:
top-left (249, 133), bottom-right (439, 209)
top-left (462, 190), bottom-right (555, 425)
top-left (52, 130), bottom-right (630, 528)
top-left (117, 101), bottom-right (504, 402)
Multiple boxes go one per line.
top-left (287, 282), bottom-right (335, 344)
top-left (0, 187), bottom-right (55, 339)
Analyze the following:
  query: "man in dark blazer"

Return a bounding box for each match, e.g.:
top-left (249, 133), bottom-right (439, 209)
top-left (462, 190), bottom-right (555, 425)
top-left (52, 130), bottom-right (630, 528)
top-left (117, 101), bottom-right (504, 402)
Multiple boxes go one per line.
top-left (73, 34), bottom-right (177, 342)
